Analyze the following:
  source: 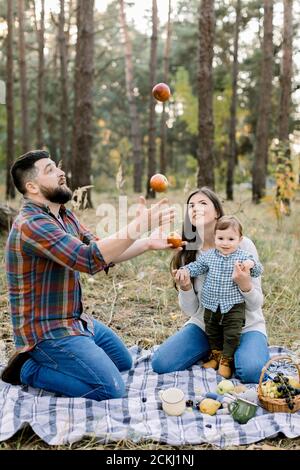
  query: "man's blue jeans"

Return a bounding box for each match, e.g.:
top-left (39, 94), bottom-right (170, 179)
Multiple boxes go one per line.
top-left (151, 324), bottom-right (270, 383)
top-left (20, 319), bottom-right (132, 401)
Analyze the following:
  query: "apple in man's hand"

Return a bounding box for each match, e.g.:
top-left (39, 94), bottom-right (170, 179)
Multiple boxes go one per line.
top-left (167, 231), bottom-right (183, 248)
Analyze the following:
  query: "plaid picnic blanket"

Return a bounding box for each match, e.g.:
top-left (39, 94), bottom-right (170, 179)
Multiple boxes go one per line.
top-left (0, 345), bottom-right (299, 447)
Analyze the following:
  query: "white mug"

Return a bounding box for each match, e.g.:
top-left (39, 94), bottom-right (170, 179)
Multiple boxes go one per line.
top-left (159, 387), bottom-right (186, 416)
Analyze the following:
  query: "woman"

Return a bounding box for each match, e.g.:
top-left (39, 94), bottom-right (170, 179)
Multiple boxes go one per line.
top-left (151, 187), bottom-right (270, 383)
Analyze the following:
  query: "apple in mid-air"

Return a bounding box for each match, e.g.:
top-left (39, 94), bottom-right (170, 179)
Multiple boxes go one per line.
top-left (152, 83), bottom-right (171, 102)
top-left (150, 173), bottom-right (169, 192)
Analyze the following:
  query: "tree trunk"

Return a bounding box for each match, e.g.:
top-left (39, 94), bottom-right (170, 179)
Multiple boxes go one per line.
top-left (58, 0), bottom-right (69, 170)
top-left (159, 0), bottom-right (172, 175)
top-left (197, 0), bottom-right (215, 189)
top-left (6, 0), bottom-right (15, 200)
top-left (71, 0), bottom-right (94, 208)
top-left (119, 0), bottom-right (143, 193)
top-left (17, 0), bottom-right (29, 154)
top-left (226, 0), bottom-right (241, 201)
top-left (146, 0), bottom-right (158, 199)
top-left (34, 0), bottom-right (45, 148)
top-left (279, 0), bottom-right (293, 143)
top-left (277, 0), bottom-right (293, 213)
top-left (252, 0), bottom-right (273, 204)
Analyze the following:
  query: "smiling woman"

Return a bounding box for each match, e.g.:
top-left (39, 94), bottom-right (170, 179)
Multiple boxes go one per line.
top-left (152, 187), bottom-right (270, 384)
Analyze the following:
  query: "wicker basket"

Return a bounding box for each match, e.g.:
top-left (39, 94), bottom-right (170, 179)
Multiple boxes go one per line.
top-left (258, 355), bottom-right (300, 413)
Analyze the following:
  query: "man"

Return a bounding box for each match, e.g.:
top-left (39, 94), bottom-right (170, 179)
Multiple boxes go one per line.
top-left (1, 150), bottom-right (175, 401)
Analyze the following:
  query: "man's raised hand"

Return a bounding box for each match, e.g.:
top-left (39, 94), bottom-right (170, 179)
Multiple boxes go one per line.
top-left (134, 196), bottom-right (175, 237)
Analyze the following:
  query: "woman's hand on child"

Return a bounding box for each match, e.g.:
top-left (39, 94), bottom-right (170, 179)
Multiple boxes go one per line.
top-left (232, 261), bottom-right (252, 292)
top-left (242, 259), bottom-right (254, 271)
top-left (172, 268), bottom-right (192, 291)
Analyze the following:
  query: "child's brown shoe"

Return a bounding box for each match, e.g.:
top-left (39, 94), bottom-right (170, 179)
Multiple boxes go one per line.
top-left (218, 356), bottom-right (233, 378)
top-left (202, 349), bottom-right (222, 370)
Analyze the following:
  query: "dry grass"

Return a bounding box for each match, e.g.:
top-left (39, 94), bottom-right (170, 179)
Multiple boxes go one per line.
top-left (0, 188), bottom-right (299, 450)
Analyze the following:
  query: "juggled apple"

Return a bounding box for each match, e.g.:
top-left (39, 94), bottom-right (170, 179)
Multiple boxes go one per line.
top-left (167, 231), bottom-right (183, 248)
top-left (150, 173), bottom-right (169, 192)
top-left (152, 83), bottom-right (171, 102)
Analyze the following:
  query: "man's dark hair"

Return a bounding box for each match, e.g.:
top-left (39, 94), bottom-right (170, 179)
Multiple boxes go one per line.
top-left (10, 150), bottom-right (50, 194)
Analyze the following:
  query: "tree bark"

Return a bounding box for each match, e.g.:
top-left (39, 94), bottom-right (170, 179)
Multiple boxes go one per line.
top-left (119, 0), bottom-right (143, 193)
top-left (159, 0), bottom-right (172, 175)
top-left (58, 0), bottom-right (69, 169)
top-left (277, 0), bottom-right (293, 213)
top-left (197, 0), bottom-right (215, 189)
top-left (6, 0), bottom-right (15, 199)
top-left (252, 0), bottom-right (273, 204)
top-left (17, 0), bottom-right (29, 154)
top-left (146, 0), bottom-right (158, 199)
top-left (279, 0), bottom-right (293, 142)
top-left (34, 0), bottom-right (45, 148)
top-left (71, 0), bottom-right (95, 208)
top-left (226, 0), bottom-right (241, 201)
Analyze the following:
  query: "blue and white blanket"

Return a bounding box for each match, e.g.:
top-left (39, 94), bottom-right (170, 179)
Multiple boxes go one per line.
top-left (0, 345), bottom-right (299, 447)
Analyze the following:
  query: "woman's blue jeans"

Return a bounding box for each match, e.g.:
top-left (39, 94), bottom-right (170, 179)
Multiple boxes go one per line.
top-left (20, 319), bottom-right (132, 401)
top-left (151, 323), bottom-right (270, 384)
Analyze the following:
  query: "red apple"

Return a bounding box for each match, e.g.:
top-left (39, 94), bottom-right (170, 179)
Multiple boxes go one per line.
top-left (150, 173), bottom-right (169, 192)
top-left (152, 83), bottom-right (171, 102)
top-left (167, 231), bottom-right (183, 249)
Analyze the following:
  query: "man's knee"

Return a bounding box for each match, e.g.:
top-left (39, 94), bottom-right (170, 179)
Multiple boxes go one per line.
top-left (118, 353), bottom-right (133, 372)
top-left (90, 374), bottom-right (126, 401)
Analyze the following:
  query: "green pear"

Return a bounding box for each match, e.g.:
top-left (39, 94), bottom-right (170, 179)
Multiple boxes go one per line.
top-left (216, 379), bottom-right (235, 395)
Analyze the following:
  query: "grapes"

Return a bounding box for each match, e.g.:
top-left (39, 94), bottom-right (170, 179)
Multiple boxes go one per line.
top-left (185, 399), bottom-right (193, 407)
top-left (261, 373), bottom-right (299, 411)
top-left (261, 380), bottom-right (282, 398)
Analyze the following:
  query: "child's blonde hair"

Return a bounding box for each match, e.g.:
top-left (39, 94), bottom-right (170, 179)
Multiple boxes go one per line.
top-left (214, 215), bottom-right (243, 237)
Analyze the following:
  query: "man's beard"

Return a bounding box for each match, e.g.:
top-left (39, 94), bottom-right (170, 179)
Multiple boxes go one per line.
top-left (39, 184), bottom-right (73, 204)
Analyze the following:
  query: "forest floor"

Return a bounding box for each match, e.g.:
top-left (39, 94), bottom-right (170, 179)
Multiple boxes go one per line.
top-left (0, 188), bottom-right (299, 450)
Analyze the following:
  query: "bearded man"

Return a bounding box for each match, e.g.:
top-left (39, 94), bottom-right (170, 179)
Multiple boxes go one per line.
top-left (2, 150), bottom-right (175, 400)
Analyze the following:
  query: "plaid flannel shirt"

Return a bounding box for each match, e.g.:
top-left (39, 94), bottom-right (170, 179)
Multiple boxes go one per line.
top-left (184, 248), bottom-right (263, 314)
top-left (6, 199), bottom-right (114, 352)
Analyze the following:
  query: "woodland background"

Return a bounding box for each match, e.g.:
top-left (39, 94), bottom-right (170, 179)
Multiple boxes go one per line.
top-left (0, 0), bottom-right (299, 206)
top-left (0, 0), bottom-right (300, 450)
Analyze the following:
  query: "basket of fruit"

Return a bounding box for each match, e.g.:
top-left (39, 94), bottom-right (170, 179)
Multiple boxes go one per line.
top-left (258, 355), bottom-right (300, 413)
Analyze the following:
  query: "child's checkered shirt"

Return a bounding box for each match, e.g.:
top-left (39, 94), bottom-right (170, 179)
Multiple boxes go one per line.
top-left (183, 248), bottom-right (263, 314)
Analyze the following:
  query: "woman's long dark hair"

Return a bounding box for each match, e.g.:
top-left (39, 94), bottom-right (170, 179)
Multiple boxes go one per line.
top-left (171, 187), bottom-right (225, 278)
